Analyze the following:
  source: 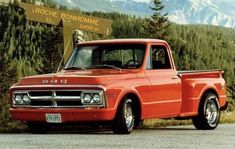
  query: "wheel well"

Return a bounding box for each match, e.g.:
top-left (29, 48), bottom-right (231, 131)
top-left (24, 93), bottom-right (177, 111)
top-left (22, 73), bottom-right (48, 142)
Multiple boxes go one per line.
top-left (202, 89), bottom-right (219, 99)
top-left (125, 93), bottom-right (142, 124)
top-left (200, 89), bottom-right (220, 107)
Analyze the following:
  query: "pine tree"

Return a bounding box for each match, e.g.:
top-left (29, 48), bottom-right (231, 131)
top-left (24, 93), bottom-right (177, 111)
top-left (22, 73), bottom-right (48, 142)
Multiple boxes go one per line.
top-left (40, 26), bottom-right (64, 74)
top-left (142, 0), bottom-right (170, 39)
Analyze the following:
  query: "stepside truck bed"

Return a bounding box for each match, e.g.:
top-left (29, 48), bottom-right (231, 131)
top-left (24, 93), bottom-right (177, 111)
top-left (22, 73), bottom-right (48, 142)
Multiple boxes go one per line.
top-left (178, 69), bottom-right (227, 117)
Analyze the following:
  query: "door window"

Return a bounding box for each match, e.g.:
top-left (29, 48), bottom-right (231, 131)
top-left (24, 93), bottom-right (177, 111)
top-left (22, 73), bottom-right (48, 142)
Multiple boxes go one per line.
top-left (149, 45), bottom-right (171, 69)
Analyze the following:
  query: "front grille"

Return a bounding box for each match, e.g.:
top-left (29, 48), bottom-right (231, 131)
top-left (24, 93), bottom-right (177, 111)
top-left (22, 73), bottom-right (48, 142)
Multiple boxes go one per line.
top-left (28, 90), bottom-right (82, 107)
top-left (30, 100), bottom-right (53, 106)
top-left (57, 101), bottom-right (82, 106)
top-left (56, 91), bottom-right (81, 96)
top-left (29, 91), bottom-right (51, 97)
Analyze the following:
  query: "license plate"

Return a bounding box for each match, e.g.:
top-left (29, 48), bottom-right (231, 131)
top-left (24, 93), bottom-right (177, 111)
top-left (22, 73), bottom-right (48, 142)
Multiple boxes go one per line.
top-left (45, 113), bottom-right (62, 123)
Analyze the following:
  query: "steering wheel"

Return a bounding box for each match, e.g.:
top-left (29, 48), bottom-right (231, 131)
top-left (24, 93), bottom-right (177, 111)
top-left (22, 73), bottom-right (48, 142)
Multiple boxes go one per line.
top-left (126, 60), bottom-right (140, 66)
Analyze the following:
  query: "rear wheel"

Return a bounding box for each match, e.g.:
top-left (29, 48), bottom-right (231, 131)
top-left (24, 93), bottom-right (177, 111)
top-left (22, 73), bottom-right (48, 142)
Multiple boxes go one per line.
top-left (112, 98), bottom-right (135, 134)
top-left (27, 122), bottom-right (50, 134)
top-left (192, 93), bottom-right (220, 130)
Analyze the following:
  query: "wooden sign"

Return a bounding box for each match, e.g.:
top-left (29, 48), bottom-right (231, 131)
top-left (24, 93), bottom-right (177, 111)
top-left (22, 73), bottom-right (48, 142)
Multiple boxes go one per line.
top-left (19, 2), bottom-right (113, 62)
top-left (19, 3), bottom-right (112, 35)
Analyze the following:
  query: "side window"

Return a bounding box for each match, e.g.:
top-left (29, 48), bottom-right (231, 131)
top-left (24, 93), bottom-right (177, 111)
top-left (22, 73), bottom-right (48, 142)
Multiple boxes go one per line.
top-left (151, 45), bottom-right (171, 69)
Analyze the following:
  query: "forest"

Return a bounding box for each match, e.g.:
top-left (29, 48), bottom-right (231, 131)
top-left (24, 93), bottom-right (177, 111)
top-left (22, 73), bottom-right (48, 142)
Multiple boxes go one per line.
top-left (0, 0), bottom-right (234, 127)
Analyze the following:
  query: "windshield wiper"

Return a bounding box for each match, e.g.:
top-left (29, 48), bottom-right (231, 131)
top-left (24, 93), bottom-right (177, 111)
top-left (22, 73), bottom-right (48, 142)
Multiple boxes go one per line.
top-left (94, 64), bottom-right (122, 71)
top-left (63, 66), bottom-right (87, 70)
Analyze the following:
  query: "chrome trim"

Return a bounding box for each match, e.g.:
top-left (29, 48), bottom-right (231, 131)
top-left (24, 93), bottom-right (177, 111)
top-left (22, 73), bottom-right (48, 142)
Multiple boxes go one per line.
top-left (12, 89), bottom-right (106, 108)
top-left (11, 85), bottom-right (107, 91)
top-left (81, 90), bottom-right (104, 105)
top-left (29, 96), bottom-right (81, 100)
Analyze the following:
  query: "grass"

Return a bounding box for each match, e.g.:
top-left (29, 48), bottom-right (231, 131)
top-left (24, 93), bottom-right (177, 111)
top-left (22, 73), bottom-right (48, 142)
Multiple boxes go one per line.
top-left (143, 111), bottom-right (235, 128)
top-left (220, 111), bottom-right (235, 123)
top-left (0, 121), bottom-right (27, 133)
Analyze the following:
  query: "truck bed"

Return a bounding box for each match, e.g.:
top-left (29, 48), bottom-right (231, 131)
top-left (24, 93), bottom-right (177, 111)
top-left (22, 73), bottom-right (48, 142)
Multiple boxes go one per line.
top-left (177, 69), bottom-right (226, 117)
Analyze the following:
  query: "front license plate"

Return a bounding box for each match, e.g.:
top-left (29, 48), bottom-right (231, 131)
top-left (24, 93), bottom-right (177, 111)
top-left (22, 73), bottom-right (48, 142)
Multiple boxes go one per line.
top-left (45, 113), bottom-right (62, 123)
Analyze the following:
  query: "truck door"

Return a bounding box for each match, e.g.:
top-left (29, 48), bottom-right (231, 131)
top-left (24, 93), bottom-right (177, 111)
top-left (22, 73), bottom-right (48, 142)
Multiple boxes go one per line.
top-left (144, 44), bottom-right (182, 118)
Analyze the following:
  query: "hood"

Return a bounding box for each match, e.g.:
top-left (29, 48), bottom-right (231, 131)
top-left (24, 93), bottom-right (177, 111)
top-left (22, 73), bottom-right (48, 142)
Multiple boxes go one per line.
top-left (13, 69), bottom-right (138, 87)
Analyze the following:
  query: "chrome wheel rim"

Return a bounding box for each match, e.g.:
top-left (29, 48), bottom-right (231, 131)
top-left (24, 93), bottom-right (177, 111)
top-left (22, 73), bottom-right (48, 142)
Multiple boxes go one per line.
top-left (205, 97), bottom-right (218, 125)
top-left (124, 99), bottom-right (134, 128)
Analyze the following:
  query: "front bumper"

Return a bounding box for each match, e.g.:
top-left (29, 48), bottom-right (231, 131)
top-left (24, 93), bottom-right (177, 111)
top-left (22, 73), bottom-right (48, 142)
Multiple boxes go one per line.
top-left (10, 108), bottom-right (116, 123)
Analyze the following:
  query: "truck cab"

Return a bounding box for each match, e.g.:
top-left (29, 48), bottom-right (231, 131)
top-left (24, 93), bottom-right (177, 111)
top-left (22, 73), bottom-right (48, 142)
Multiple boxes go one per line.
top-left (9, 39), bottom-right (227, 134)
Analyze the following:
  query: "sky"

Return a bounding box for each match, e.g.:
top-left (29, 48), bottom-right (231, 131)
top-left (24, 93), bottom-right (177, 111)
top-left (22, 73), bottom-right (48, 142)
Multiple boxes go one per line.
top-left (112, 0), bottom-right (151, 2)
top-left (132, 0), bottom-right (151, 2)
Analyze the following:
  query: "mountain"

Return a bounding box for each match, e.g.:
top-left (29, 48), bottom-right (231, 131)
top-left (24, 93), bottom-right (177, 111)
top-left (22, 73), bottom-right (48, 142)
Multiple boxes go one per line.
top-left (56, 0), bottom-right (152, 16)
top-left (163, 0), bottom-right (235, 28)
top-left (55, 0), bottom-right (235, 28)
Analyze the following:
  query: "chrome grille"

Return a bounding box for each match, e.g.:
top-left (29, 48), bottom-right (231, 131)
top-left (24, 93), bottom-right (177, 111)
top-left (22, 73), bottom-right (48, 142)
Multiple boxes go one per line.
top-left (28, 90), bottom-right (82, 107)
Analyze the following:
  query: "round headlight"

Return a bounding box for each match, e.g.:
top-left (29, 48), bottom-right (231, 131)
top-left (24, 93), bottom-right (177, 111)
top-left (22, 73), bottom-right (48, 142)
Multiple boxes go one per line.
top-left (92, 94), bottom-right (101, 103)
top-left (22, 95), bottom-right (30, 104)
top-left (14, 95), bottom-right (23, 104)
top-left (83, 94), bottom-right (92, 103)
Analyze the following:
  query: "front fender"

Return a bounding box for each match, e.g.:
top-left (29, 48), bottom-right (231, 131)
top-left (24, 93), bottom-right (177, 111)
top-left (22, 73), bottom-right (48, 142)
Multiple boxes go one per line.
top-left (105, 87), bottom-right (142, 112)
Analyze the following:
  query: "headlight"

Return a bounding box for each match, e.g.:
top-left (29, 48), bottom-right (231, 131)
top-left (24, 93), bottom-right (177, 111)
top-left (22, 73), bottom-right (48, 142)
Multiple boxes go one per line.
top-left (83, 93), bottom-right (92, 103)
top-left (13, 92), bottom-right (30, 106)
top-left (81, 91), bottom-right (104, 106)
top-left (92, 94), bottom-right (101, 103)
top-left (14, 95), bottom-right (23, 104)
top-left (22, 95), bottom-right (30, 104)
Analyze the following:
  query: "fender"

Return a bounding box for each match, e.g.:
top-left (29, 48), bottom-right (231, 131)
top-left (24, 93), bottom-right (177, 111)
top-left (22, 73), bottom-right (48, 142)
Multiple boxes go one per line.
top-left (193, 83), bottom-right (221, 113)
top-left (111, 87), bottom-right (143, 115)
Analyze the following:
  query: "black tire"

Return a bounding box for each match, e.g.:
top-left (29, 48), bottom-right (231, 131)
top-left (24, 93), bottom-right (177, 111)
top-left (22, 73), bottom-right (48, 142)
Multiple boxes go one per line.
top-left (112, 98), bottom-right (135, 134)
top-left (192, 93), bottom-right (220, 130)
top-left (27, 122), bottom-right (50, 134)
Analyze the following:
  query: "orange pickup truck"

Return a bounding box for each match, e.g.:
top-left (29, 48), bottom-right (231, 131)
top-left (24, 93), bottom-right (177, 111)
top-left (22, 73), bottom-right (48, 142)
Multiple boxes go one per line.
top-left (9, 39), bottom-right (228, 134)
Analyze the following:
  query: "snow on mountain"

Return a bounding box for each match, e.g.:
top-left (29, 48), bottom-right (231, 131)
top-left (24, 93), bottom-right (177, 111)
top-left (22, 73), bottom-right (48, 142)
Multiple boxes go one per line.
top-left (55, 0), bottom-right (235, 28)
top-left (163, 0), bottom-right (235, 28)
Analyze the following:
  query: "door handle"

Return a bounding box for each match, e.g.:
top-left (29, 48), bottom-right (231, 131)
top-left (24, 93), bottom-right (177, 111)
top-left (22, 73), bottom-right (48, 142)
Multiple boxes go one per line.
top-left (172, 76), bottom-right (179, 79)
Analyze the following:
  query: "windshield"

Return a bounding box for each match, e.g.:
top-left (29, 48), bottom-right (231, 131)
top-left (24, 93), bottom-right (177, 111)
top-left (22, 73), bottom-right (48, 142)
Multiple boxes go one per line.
top-left (64, 44), bottom-right (146, 70)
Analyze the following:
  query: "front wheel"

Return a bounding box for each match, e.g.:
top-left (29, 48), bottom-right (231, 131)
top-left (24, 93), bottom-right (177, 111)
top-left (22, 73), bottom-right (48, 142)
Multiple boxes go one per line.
top-left (192, 93), bottom-right (220, 130)
top-left (112, 98), bottom-right (135, 134)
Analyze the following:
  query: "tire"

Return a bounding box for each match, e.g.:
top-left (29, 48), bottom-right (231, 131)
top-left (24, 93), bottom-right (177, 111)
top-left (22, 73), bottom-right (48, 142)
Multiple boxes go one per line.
top-left (27, 122), bottom-right (50, 134)
top-left (112, 98), bottom-right (135, 134)
top-left (192, 93), bottom-right (220, 130)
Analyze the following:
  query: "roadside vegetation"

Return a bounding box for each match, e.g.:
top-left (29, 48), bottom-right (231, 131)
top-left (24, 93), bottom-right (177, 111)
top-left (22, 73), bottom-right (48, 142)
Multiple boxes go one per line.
top-left (0, 0), bottom-right (234, 132)
top-left (143, 111), bottom-right (235, 129)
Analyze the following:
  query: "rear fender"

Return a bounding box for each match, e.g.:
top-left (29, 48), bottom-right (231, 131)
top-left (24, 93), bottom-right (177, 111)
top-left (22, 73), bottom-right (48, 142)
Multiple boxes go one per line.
top-left (181, 79), bottom-right (220, 116)
top-left (196, 85), bottom-right (221, 112)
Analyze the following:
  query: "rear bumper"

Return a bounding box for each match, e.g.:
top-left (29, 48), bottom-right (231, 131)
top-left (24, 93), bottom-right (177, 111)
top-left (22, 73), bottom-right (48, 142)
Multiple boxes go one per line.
top-left (10, 108), bottom-right (116, 123)
top-left (220, 101), bottom-right (228, 111)
top-left (219, 95), bottom-right (228, 111)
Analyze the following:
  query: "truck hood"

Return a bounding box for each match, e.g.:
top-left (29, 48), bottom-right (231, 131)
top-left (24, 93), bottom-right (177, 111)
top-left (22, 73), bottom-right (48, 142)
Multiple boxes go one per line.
top-left (13, 70), bottom-right (138, 87)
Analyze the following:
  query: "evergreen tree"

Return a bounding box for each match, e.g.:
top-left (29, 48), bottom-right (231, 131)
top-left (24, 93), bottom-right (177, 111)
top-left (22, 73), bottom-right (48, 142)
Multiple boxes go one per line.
top-left (0, 41), bottom-right (17, 125)
top-left (40, 26), bottom-right (63, 73)
top-left (142, 0), bottom-right (170, 39)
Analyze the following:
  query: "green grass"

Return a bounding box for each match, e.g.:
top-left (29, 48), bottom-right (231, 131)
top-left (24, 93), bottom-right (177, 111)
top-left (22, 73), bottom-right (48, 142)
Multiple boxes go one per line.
top-left (143, 111), bottom-right (235, 128)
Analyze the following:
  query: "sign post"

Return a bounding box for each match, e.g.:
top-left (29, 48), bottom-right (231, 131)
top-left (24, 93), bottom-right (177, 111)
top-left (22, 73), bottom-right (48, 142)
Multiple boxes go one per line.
top-left (19, 3), bottom-right (113, 62)
top-left (62, 20), bottom-right (74, 61)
